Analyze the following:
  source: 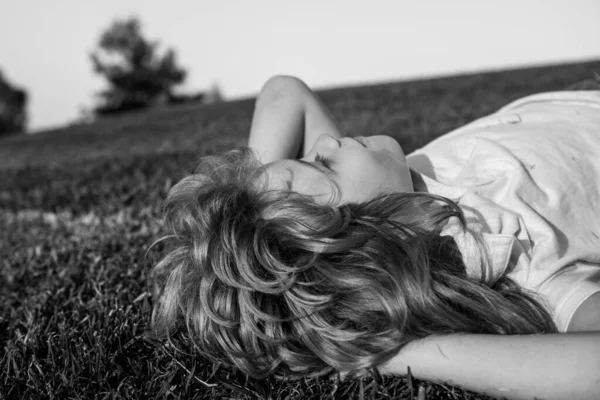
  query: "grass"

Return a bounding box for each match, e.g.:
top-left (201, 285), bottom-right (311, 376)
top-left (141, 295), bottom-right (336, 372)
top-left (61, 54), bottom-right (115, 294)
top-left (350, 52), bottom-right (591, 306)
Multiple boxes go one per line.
top-left (1, 59), bottom-right (600, 399)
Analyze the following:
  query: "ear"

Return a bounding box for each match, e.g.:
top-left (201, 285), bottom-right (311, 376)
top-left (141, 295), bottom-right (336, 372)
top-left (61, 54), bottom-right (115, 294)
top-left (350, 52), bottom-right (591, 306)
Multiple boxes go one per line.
top-left (567, 291), bottom-right (600, 332)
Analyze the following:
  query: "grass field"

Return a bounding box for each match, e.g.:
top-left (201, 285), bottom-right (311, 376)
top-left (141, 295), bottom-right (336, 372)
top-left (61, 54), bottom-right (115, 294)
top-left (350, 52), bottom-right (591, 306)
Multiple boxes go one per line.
top-left (2, 60), bottom-right (600, 400)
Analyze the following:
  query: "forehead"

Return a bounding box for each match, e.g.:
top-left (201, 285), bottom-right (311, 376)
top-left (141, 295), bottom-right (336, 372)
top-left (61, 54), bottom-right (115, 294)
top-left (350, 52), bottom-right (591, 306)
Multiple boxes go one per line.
top-left (262, 160), bottom-right (294, 190)
top-left (263, 160), bottom-right (339, 203)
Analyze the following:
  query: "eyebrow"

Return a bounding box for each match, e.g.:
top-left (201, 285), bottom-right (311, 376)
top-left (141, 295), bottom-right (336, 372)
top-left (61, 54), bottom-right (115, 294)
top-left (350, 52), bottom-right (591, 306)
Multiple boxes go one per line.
top-left (292, 160), bottom-right (341, 203)
top-left (295, 159), bottom-right (325, 173)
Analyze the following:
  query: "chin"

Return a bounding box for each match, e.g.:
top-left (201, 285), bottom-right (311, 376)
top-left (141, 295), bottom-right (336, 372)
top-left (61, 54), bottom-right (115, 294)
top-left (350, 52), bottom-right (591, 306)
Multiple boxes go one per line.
top-left (367, 135), bottom-right (404, 154)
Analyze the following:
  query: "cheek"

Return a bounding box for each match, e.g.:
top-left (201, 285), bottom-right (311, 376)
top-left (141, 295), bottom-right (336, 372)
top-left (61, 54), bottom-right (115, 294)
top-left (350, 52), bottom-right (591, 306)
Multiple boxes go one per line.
top-left (342, 164), bottom-right (386, 201)
top-left (359, 155), bottom-right (412, 195)
top-left (382, 155), bottom-right (413, 193)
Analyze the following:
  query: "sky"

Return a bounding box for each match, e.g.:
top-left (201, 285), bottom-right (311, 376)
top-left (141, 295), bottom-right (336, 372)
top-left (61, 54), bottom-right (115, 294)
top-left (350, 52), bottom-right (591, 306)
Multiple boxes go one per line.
top-left (1, 0), bottom-right (599, 132)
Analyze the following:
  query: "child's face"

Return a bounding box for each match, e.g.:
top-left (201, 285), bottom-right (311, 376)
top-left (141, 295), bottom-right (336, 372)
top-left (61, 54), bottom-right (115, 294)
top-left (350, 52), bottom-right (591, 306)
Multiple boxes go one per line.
top-left (263, 134), bottom-right (413, 204)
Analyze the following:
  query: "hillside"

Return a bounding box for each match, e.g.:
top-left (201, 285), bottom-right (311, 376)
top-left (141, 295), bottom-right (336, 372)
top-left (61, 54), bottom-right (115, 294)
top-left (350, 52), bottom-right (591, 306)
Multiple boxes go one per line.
top-left (1, 59), bottom-right (599, 399)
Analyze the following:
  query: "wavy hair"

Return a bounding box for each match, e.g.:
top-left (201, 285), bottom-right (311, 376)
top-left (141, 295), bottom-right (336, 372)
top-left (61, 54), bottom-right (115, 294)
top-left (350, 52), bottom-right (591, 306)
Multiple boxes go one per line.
top-left (149, 146), bottom-right (557, 379)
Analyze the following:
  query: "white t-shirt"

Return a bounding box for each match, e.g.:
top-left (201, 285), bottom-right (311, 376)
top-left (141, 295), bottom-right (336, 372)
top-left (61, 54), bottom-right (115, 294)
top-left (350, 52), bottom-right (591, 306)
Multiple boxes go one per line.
top-left (407, 90), bottom-right (600, 332)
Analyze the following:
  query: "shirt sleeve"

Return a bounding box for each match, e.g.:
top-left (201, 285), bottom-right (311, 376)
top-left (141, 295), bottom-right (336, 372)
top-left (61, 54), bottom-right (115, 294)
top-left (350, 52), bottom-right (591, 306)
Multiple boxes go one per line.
top-left (538, 262), bottom-right (600, 332)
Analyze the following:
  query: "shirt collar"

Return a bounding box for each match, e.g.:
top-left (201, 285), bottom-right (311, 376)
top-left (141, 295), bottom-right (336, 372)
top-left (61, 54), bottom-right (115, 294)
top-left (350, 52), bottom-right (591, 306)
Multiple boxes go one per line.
top-left (416, 171), bottom-right (515, 285)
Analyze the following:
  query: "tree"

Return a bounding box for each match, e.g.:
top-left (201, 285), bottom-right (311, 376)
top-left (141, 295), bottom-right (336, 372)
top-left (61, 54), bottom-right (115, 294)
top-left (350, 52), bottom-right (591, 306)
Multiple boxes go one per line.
top-left (0, 69), bottom-right (27, 135)
top-left (205, 82), bottom-right (224, 104)
top-left (91, 17), bottom-right (186, 115)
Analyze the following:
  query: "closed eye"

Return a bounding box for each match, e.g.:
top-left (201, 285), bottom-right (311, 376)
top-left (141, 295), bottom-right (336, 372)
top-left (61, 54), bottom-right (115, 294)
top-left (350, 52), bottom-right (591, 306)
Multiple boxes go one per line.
top-left (315, 153), bottom-right (333, 169)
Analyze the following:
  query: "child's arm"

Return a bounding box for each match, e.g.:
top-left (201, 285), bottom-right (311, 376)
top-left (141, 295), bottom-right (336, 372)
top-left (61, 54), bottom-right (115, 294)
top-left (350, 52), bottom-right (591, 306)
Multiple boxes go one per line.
top-left (381, 286), bottom-right (600, 399)
top-left (381, 331), bottom-right (600, 400)
top-left (248, 75), bottom-right (343, 164)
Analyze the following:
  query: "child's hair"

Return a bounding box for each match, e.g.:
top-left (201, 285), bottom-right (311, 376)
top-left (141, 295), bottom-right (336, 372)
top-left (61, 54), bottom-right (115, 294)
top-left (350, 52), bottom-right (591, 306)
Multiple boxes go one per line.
top-left (149, 146), bottom-right (557, 379)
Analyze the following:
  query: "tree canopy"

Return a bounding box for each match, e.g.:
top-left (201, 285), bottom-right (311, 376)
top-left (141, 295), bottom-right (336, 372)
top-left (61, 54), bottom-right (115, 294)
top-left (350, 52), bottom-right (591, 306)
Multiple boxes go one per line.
top-left (91, 17), bottom-right (186, 115)
top-left (0, 69), bottom-right (27, 135)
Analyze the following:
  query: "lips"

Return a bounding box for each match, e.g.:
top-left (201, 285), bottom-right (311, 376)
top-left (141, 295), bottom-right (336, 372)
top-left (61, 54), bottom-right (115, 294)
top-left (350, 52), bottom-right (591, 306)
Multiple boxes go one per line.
top-left (353, 136), bottom-right (369, 148)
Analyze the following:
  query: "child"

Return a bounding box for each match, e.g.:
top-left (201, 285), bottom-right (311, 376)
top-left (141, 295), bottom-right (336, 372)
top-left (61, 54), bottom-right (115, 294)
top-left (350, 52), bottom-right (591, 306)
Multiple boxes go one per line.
top-left (151, 75), bottom-right (600, 399)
